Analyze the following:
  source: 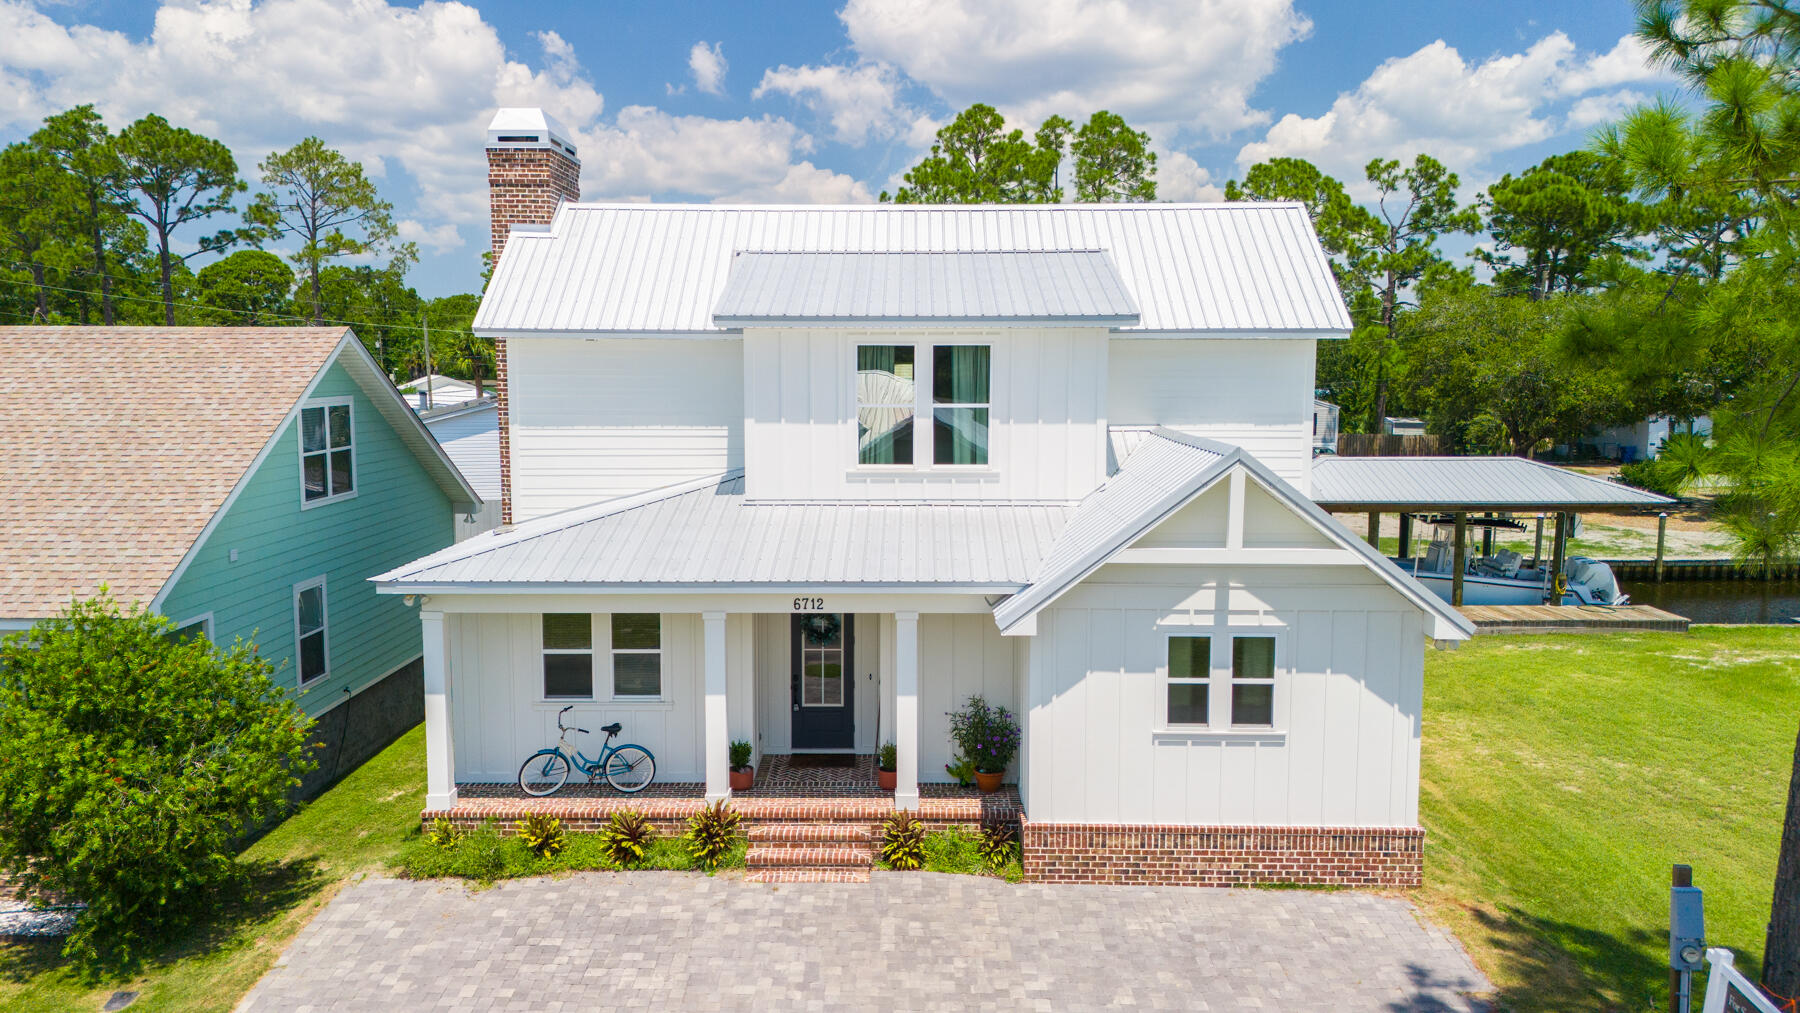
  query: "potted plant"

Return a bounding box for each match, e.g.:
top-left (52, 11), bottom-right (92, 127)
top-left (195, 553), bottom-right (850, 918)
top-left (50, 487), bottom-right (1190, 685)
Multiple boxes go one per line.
top-left (876, 741), bottom-right (897, 790)
top-left (946, 695), bottom-right (1020, 794)
top-left (729, 739), bottom-right (754, 790)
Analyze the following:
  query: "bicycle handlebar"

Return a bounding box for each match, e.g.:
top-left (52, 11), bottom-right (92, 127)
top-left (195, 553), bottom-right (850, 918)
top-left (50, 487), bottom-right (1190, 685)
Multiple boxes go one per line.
top-left (557, 706), bottom-right (591, 735)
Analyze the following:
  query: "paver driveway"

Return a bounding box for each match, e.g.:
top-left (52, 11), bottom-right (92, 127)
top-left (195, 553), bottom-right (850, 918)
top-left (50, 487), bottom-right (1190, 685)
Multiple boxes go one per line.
top-left (239, 871), bottom-right (1490, 1012)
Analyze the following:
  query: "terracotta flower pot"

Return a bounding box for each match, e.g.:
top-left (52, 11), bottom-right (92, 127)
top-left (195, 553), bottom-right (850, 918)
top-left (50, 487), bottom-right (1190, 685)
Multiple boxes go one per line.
top-left (730, 766), bottom-right (754, 791)
top-left (974, 770), bottom-right (1004, 794)
top-left (878, 767), bottom-right (897, 790)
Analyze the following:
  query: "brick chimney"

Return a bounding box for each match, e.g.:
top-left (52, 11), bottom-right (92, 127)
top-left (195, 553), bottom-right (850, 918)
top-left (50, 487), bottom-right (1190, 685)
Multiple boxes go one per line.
top-left (487, 108), bottom-right (580, 525)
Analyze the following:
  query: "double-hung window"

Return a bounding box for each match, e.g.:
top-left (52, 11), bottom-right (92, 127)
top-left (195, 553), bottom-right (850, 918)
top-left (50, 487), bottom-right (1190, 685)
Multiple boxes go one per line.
top-left (854, 342), bottom-right (990, 468)
top-left (294, 578), bottom-right (328, 685)
top-left (610, 614), bottom-right (662, 698)
top-left (542, 614), bottom-right (594, 699)
top-left (1163, 630), bottom-right (1280, 729)
top-left (301, 400), bottom-right (355, 504)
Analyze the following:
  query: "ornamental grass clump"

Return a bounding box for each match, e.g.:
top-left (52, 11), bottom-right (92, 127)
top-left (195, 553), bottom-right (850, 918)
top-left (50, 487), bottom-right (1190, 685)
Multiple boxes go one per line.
top-left (516, 813), bottom-right (565, 859)
top-left (879, 811), bottom-right (927, 870)
top-left (946, 695), bottom-right (1021, 774)
top-left (600, 810), bottom-right (657, 868)
top-left (0, 593), bottom-right (316, 970)
top-left (977, 819), bottom-right (1020, 873)
top-left (683, 800), bottom-right (743, 872)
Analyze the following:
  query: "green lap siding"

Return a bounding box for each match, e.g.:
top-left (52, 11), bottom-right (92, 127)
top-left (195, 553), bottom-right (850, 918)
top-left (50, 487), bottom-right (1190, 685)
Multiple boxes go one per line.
top-left (158, 359), bottom-right (455, 715)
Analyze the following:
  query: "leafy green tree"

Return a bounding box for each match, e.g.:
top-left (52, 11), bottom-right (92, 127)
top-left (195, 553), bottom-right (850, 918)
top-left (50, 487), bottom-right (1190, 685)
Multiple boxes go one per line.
top-left (1480, 151), bottom-right (1644, 298)
top-left (424, 292), bottom-right (491, 393)
top-left (1071, 111), bottom-right (1157, 202)
top-left (313, 264), bottom-right (421, 370)
top-left (0, 142), bottom-right (77, 321)
top-left (197, 249), bottom-right (295, 325)
top-left (0, 594), bottom-right (314, 968)
top-left (882, 104), bottom-right (1068, 203)
top-left (1225, 157), bottom-right (1379, 266)
top-left (108, 114), bottom-right (246, 325)
top-left (31, 106), bottom-right (140, 325)
top-left (247, 137), bottom-right (412, 324)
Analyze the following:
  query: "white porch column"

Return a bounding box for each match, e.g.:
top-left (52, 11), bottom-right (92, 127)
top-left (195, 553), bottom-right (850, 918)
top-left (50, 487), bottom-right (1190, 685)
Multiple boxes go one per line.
top-left (894, 611), bottom-right (920, 810)
top-left (703, 610), bottom-right (730, 803)
top-left (421, 609), bottom-right (458, 810)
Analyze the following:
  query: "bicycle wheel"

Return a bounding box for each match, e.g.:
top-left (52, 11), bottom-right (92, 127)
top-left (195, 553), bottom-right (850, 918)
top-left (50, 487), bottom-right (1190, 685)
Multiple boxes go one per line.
top-left (518, 750), bottom-right (571, 796)
top-left (604, 746), bottom-right (655, 793)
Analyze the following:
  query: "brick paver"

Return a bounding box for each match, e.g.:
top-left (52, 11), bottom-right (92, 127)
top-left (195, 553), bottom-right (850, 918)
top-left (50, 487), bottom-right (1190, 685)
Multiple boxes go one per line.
top-left (238, 872), bottom-right (1490, 1012)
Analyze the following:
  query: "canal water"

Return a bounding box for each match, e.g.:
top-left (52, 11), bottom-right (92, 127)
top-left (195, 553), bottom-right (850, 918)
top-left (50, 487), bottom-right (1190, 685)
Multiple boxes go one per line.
top-left (1620, 579), bottom-right (1800, 624)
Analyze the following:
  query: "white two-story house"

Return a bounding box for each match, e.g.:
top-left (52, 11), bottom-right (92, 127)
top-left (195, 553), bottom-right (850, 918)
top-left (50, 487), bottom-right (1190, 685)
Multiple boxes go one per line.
top-left (375, 108), bottom-right (1471, 887)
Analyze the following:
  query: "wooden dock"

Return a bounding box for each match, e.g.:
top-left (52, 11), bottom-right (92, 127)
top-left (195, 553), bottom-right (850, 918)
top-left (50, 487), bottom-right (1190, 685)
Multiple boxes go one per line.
top-left (1458, 604), bottom-right (1690, 635)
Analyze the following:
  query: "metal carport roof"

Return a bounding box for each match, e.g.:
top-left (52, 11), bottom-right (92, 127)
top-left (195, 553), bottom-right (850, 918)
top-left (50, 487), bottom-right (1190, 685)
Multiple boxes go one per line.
top-left (1309, 457), bottom-right (1675, 512)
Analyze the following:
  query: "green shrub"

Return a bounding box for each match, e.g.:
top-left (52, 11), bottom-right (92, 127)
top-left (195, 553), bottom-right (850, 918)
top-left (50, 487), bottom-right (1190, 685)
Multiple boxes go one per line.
top-left (599, 810), bottom-right (657, 868)
top-left (977, 820), bottom-right (1020, 874)
top-left (516, 813), bottom-right (565, 859)
top-left (683, 800), bottom-right (743, 872)
top-left (0, 594), bottom-right (316, 970)
top-left (921, 825), bottom-right (982, 872)
top-left (426, 819), bottom-right (466, 851)
top-left (729, 740), bottom-right (753, 770)
top-left (946, 695), bottom-right (1020, 774)
top-left (1619, 458), bottom-right (1684, 497)
top-left (877, 741), bottom-right (897, 772)
top-left (879, 811), bottom-right (927, 870)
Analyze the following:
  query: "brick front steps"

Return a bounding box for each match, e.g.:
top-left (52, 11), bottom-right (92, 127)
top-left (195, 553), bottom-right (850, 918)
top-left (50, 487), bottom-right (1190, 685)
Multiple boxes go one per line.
top-left (745, 824), bottom-right (874, 883)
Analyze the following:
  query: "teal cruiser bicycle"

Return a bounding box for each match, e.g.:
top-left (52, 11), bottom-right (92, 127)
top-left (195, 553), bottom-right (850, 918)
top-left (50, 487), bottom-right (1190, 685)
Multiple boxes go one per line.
top-left (517, 705), bottom-right (657, 796)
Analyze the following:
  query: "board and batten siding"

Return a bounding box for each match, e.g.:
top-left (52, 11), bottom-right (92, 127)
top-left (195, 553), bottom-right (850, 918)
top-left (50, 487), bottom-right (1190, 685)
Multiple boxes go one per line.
top-left (158, 359), bottom-right (456, 713)
top-left (1108, 337), bottom-right (1316, 490)
top-left (742, 327), bottom-right (1110, 502)
top-left (1023, 563), bottom-right (1426, 828)
top-left (506, 337), bottom-right (745, 521)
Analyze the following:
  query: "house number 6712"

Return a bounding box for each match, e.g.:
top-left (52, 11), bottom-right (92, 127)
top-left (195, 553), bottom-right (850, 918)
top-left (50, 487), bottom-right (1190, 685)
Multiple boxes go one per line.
top-left (792, 597), bottom-right (825, 611)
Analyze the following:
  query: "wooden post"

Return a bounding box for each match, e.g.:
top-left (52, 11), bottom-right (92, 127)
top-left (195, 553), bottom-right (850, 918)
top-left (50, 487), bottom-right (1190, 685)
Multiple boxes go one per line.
top-left (1656, 512), bottom-right (1669, 583)
top-left (1398, 513), bottom-right (1414, 558)
top-left (1550, 512), bottom-right (1569, 605)
top-left (1532, 515), bottom-right (1545, 569)
top-left (1452, 512), bottom-right (1468, 607)
top-left (1481, 518), bottom-right (1495, 557)
top-left (1366, 511), bottom-right (1381, 550)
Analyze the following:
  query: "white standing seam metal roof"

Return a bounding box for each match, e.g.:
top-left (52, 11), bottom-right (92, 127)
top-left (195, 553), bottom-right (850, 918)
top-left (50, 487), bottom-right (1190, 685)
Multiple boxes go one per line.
top-left (1309, 457), bottom-right (1675, 510)
top-left (474, 203), bottom-right (1352, 335)
top-left (710, 250), bottom-right (1139, 327)
top-left (374, 473), bottom-right (1076, 589)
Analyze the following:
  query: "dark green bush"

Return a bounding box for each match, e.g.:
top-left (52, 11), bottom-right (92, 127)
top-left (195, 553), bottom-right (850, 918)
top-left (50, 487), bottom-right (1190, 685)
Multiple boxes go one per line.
top-left (977, 820), bottom-right (1020, 873)
top-left (1618, 458), bottom-right (1684, 497)
top-left (729, 740), bottom-right (753, 769)
top-left (879, 811), bottom-right (927, 870)
top-left (684, 800), bottom-right (742, 872)
top-left (599, 810), bottom-right (657, 868)
top-left (0, 594), bottom-right (316, 970)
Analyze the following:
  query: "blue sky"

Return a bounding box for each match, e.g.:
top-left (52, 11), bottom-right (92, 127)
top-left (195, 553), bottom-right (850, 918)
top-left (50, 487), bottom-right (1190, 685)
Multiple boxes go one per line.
top-left (0, 1), bottom-right (1677, 297)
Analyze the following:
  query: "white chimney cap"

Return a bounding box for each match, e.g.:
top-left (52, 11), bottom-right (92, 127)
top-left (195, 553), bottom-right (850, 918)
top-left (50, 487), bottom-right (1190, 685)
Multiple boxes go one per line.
top-left (486, 107), bottom-right (578, 161)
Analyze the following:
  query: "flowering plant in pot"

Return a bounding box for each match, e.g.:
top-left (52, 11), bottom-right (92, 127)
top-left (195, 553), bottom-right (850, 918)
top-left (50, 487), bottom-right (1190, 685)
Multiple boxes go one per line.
top-left (876, 741), bottom-right (897, 790)
top-left (946, 695), bottom-right (1020, 793)
top-left (729, 739), bottom-right (754, 790)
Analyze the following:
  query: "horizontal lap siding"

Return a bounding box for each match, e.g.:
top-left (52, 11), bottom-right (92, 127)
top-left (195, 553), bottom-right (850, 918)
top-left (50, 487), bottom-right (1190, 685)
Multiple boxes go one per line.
top-left (159, 361), bottom-right (455, 713)
top-left (1028, 565), bottom-right (1424, 828)
top-left (508, 337), bottom-right (743, 520)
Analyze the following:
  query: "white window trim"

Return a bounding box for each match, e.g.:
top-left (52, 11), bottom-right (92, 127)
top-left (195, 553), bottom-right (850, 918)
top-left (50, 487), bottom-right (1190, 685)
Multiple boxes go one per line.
top-left (298, 397), bottom-right (358, 510)
top-left (851, 338), bottom-right (994, 473)
top-left (604, 613), bottom-right (665, 702)
top-left (540, 612), bottom-right (596, 701)
top-left (293, 577), bottom-right (329, 686)
top-left (1154, 622), bottom-right (1287, 734)
top-left (172, 612), bottom-right (214, 641)
top-left (1228, 631), bottom-right (1280, 729)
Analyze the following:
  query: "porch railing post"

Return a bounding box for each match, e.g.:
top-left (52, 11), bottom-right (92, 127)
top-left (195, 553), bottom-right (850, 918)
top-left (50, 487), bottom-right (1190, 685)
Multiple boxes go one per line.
top-left (421, 609), bottom-right (458, 810)
top-left (894, 611), bottom-right (920, 810)
top-left (703, 611), bottom-right (730, 803)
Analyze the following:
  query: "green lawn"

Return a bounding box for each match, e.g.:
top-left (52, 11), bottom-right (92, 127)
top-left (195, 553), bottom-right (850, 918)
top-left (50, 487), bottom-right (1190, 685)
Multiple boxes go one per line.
top-left (1419, 627), bottom-right (1799, 1011)
top-left (0, 724), bottom-right (429, 1013)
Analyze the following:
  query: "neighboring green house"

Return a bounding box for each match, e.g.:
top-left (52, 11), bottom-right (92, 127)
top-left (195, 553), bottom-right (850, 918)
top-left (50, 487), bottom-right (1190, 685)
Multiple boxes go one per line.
top-left (0, 326), bottom-right (480, 792)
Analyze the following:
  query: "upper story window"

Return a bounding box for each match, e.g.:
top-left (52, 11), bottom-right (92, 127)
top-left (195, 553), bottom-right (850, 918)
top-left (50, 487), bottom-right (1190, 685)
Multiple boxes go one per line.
top-left (301, 399), bottom-right (355, 505)
top-left (855, 342), bottom-right (990, 469)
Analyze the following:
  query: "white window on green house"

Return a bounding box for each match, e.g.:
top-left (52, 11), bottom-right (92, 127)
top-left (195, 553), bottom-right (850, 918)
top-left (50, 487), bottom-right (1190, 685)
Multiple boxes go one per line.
top-left (168, 613), bottom-right (213, 645)
top-left (610, 614), bottom-right (661, 698)
top-left (294, 579), bottom-right (328, 685)
top-left (542, 614), bottom-right (593, 699)
top-left (1165, 635), bottom-right (1210, 726)
top-left (1231, 636), bottom-right (1277, 726)
top-left (300, 400), bottom-right (355, 504)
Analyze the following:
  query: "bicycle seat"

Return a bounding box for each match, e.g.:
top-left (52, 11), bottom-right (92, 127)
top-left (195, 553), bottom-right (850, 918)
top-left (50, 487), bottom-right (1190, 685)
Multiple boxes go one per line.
top-left (600, 722), bottom-right (622, 735)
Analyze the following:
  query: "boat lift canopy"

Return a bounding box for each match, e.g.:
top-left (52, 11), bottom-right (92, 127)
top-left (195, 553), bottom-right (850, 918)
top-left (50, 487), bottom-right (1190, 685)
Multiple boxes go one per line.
top-left (1310, 456), bottom-right (1674, 513)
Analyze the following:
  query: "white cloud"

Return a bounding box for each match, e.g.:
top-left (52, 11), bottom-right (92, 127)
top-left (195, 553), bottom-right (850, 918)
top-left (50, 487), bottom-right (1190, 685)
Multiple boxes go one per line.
top-left (689, 40), bottom-right (727, 96)
top-left (1565, 89), bottom-right (1649, 131)
top-left (0, 0), bottom-right (870, 263)
top-left (838, 0), bottom-right (1313, 139)
top-left (1152, 149), bottom-right (1222, 203)
top-left (754, 61), bottom-right (920, 146)
top-left (398, 219), bottom-right (462, 253)
top-left (1234, 32), bottom-right (1671, 192)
